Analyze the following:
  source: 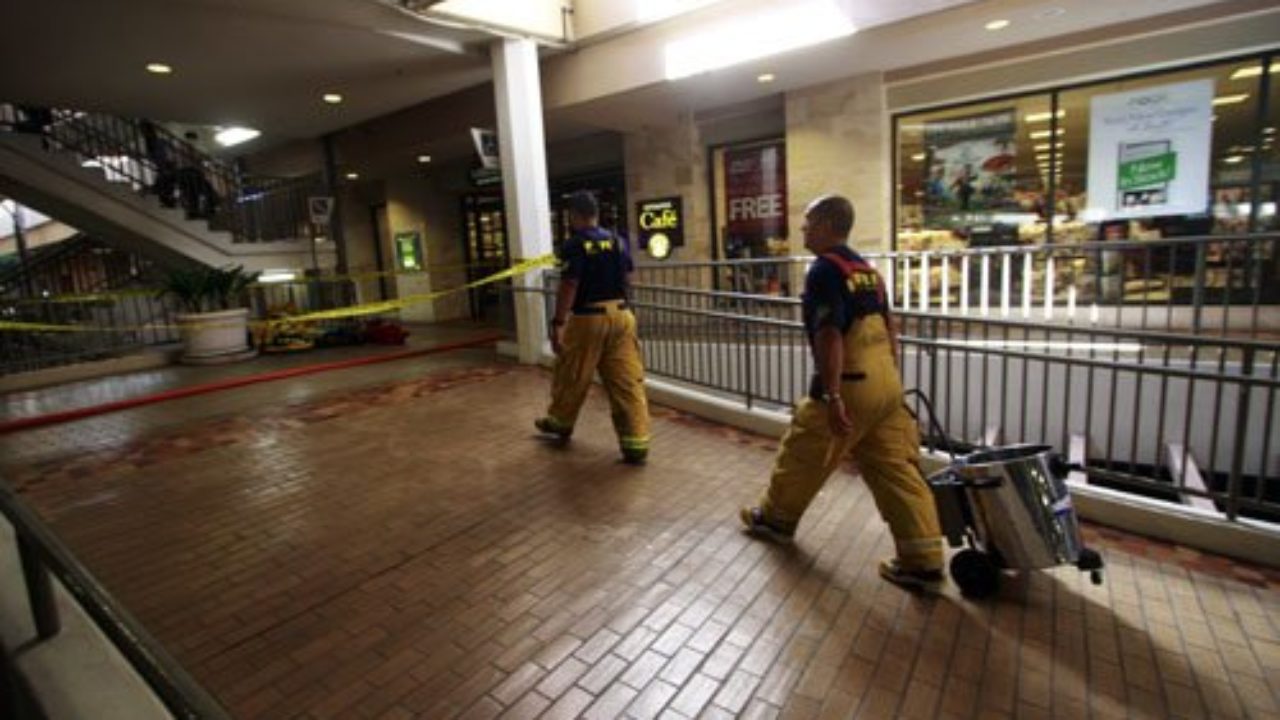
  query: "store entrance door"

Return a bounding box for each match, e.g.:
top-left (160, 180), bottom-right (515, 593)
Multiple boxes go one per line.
top-left (461, 193), bottom-right (509, 321)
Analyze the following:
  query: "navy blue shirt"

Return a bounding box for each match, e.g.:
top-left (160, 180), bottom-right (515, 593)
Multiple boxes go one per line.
top-left (802, 246), bottom-right (889, 341)
top-left (559, 226), bottom-right (633, 311)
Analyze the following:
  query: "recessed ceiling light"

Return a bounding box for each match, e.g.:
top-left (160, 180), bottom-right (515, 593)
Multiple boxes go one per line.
top-left (417, 155), bottom-right (432, 163)
top-left (146, 63), bottom-right (172, 75)
top-left (985, 19), bottom-right (1011, 31)
top-left (323, 93), bottom-right (343, 104)
top-left (1212, 94), bottom-right (1249, 106)
top-left (1025, 110), bottom-right (1065, 123)
top-left (213, 127), bottom-right (260, 147)
top-left (345, 172), bottom-right (359, 180)
top-left (1223, 155), bottom-right (1245, 164)
top-left (910, 153), bottom-right (925, 162)
top-left (757, 73), bottom-right (775, 83)
top-left (1029, 129), bottom-right (1064, 139)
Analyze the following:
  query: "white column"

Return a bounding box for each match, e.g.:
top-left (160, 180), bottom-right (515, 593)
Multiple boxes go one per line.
top-left (492, 38), bottom-right (553, 364)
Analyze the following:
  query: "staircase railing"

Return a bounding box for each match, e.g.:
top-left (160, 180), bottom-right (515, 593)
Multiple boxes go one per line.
top-left (0, 104), bottom-right (322, 246)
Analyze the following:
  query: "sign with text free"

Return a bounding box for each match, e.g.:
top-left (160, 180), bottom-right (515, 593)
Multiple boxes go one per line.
top-left (724, 142), bottom-right (787, 242)
top-left (636, 196), bottom-right (683, 260)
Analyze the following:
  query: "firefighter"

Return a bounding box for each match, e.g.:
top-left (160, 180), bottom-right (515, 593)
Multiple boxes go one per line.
top-left (534, 191), bottom-right (651, 464)
top-left (739, 194), bottom-right (945, 590)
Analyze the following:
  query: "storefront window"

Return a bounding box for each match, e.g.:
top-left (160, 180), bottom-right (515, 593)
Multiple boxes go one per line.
top-left (1263, 63), bottom-right (1279, 232)
top-left (1054, 63), bottom-right (1259, 245)
top-left (896, 96), bottom-right (1053, 252)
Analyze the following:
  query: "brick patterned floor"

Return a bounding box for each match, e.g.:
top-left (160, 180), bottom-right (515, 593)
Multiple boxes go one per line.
top-left (3, 359), bottom-right (1279, 719)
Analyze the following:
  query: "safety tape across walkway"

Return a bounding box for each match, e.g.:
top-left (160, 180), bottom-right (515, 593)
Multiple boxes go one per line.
top-left (2, 259), bottom-right (520, 307)
top-left (0, 253), bottom-right (556, 334)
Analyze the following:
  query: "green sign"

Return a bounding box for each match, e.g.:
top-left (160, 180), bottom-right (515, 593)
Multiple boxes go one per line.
top-left (1118, 151), bottom-right (1177, 191)
top-left (394, 231), bottom-right (423, 271)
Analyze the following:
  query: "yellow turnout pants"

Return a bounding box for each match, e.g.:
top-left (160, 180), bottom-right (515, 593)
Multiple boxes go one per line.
top-left (546, 301), bottom-right (650, 454)
top-left (759, 315), bottom-right (943, 571)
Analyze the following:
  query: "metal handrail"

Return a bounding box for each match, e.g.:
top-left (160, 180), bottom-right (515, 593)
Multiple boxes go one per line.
top-left (0, 481), bottom-right (231, 719)
top-left (1, 103), bottom-right (319, 245)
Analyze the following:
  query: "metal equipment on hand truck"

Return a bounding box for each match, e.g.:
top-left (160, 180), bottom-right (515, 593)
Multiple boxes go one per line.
top-left (908, 391), bottom-right (1105, 599)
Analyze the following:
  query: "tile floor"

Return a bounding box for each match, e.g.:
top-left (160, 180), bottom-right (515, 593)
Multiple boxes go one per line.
top-left (1, 342), bottom-right (1278, 719)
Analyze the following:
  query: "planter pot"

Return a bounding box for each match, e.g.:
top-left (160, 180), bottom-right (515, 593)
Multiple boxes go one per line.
top-left (176, 308), bottom-right (257, 365)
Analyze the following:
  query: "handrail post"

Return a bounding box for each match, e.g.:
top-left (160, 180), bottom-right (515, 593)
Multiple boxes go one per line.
top-left (16, 534), bottom-right (61, 639)
top-left (1225, 346), bottom-right (1255, 521)
top-left (1191, 241), bottom-right (1207, 335)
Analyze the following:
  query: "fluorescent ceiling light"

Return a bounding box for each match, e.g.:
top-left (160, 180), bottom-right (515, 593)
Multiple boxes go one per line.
top-left (1034, 143), bottom-right (1065, 152)
top-left (664, 0), bottom-right (856, 80)
top-left (417, 155), bottom-right (432, 163)
top-left (984, 19), bottom-right (1010, 31)
top-left (1029, 129), bottom-right (1063, 139)
top-left (1212, 94), bottom-right (1249, 106)
top-left (1025, 110), bottom-right (1065, 123)
top-left (1230, 65), bottom-right (1273, 80)
top-left (345, 172), bottom-right (360, 180)
top-left (259, 271), bottom-right (297, 283)
top-left (1223, 155), bottom-right (1245, 164)
top-left (323, 93), bottom-right (343, 104)
top-left (910, 153), bottom-right (925, 161)
top-left (214, 127), bottom-right (261, 147)
top-left (757, 73), bottom-right (775, 84)
top-left (146, 63), bottom-right (172, 75)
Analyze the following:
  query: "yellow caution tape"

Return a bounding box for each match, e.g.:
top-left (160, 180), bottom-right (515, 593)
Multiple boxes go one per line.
top-left (0, 253), bottom-right (557, 333)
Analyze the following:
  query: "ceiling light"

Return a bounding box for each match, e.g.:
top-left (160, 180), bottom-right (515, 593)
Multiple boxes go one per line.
top-left (985, 19), bottom-right (1011, 31)
top-left (910, 153), bottom-right (925, 161)
top-left (757, 73), bottom-right (775, 83)
top-left (1034, 143), bottom-right (1065, 152)
top-left (1212, 94), bottom-right (1249, 106)
top-left (146, 63), bottom-right (172, 75)
top-left (1264, 127), bottom-right (1276, 134)
top-left (1223, 155), bottom-right (1245, 164)
top-left (345, 172), bottom-right (359, 180)
top-left (214, 127), bottom-right (261, 147)
top-left (323, 93), bottom-right (343, 104)
top-left (259, 271), bottom-right (297, 284)
top-left (417, 155), bottom-right (432, 163)
top-left (1029, 129), bottom-right (1064, 139)
top-left (664, 0), bottom-right (856, 80)
top-left (1025, 110), bottom-right (1065, 123)
top-left (1230, 65), bottom-right (1274, 81)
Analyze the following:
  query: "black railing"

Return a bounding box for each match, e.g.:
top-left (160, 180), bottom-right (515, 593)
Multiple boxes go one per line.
top-left (0, 481), bottom-right (231, 719)
top-left (0, 236), bottom-right (180, 375)
top-left (0, 103), bottom-right (320, 245)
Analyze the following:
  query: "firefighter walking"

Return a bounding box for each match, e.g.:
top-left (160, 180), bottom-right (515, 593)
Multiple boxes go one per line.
top-left (535, 191), bottom-right (651, 464)
top-left (740, 194), bottom-right (945, 590)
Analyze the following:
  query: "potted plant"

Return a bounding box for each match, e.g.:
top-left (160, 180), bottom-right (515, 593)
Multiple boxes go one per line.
top-left (161, 264), bottom-right (260, 364)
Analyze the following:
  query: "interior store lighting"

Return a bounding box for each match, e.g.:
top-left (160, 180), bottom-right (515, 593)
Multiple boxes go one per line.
top-left (1230, 65), bottom-right (1273, 81)
top-left (323, 93), bottom-right (344, 104)
top-left (146, 63), bottom-right (172, 74)
top-left (984, 19), bottom-right (1011, 31)
top-left (1029, 129), bottom-right (1064, 139)
top-left (664, 0), bottom-right (855, 80)
top-left (214, 127), bottom-right (260, 147)
top-left (1025, 110), bottom-right (1065, 123)
top-left (1212, 94), bottom-right (1249, 106)
top-left (757, 73), bottom-right (775, 83)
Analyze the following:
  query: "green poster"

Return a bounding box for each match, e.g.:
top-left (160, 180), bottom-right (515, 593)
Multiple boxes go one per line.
top-left (1118, 151), bottom-right (1177, 191)
top-left (394, 231), bottom-right (423, 271)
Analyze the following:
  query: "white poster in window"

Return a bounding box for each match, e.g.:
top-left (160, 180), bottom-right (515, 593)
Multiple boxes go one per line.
top-left (1085, 78), bottom-right (1213, 220)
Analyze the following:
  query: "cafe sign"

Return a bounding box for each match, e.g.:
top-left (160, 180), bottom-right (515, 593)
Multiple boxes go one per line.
top-left (637, 196), bottom-right (684, 260)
